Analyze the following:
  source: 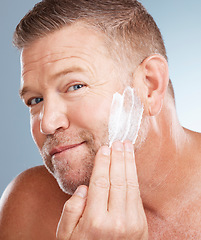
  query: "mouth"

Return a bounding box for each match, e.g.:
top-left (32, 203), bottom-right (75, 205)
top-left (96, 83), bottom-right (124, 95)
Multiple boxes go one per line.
top-left (50, 141), bottom-right (86, 157)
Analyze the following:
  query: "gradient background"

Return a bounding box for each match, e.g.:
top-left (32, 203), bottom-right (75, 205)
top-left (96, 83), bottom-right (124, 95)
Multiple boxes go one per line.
top-left (0, 0), bottom-right (201, 196)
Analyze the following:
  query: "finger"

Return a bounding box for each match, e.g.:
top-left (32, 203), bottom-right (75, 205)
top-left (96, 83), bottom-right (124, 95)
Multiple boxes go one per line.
top-left (56, 185), bottom-right (88, 240)
top-left (124, 141), bottom-right (141, 209)
top-left (108, 141), bottom-right (126, 215)
top-left (124, 141), bottom-right (147, 233)
top-left (86, 146), bottom-right (110, 215)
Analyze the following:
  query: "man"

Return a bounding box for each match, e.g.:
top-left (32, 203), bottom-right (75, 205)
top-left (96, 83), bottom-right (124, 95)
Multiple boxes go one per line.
top-left (0, 0), bottom-right (201, 239)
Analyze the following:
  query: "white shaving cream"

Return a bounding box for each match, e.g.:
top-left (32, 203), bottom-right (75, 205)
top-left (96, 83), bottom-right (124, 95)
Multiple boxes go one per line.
top-left (108, 86), bottom-right (144, 147)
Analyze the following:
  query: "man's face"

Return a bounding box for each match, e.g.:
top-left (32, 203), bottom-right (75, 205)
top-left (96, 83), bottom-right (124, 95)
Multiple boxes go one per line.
top-left (20, 24), bottom-right (126, 194)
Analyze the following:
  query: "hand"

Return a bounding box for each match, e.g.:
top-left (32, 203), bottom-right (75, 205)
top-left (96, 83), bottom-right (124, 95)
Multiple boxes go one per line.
top-left (56, 141), bottom-right (148, 240)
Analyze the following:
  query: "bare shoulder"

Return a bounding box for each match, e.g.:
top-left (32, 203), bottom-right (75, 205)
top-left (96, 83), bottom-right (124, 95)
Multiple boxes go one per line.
top-left (0, 165), bottom-right (70, 240)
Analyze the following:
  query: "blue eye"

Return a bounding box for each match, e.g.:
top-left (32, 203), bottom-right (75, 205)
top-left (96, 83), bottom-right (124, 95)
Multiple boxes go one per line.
top-left (68, 84), bottom-right (84, 92)
top-left (28, 97), bottom-right (43, 106)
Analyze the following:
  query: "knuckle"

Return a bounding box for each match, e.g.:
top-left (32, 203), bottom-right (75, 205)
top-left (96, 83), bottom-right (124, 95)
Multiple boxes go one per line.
top-left (91, 176), bottom-right (110, 189)
top-left (108, 218), bottom-right (127, 238)
top-left (129, 216), bottom-right (148, 238)
top-left (126, 180), bottom-right (140, 191)
top-left (126, 178), bottom-right (139, 187)
top-left (114, 220), bottom-right (126, 236)
top-left (88, 218), bottom-right (105, 236)
top-left (91, 219), bottom-right (102, 230)
top-left (110, 177), bottom-right (126, 189)
top-left (63, 198), bottom-right (83, 214)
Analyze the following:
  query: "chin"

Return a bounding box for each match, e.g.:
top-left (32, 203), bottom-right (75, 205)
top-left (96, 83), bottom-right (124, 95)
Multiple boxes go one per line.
top-left (56, 174), bottom-right (91, 195)
top-left (51, 163), bottom-right (93, 195)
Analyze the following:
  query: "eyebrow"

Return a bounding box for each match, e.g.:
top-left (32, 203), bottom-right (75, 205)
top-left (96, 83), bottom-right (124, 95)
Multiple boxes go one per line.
top-left (50, 66), bottom-right (86, 81)
top-left (19, 66), bottom-right (89, 99)
top-left (19, 87), bottom-right (30, 99)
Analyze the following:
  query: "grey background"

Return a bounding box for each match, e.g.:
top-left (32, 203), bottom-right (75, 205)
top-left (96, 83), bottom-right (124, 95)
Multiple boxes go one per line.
top-left (1, 0), bottom-right (201, 196)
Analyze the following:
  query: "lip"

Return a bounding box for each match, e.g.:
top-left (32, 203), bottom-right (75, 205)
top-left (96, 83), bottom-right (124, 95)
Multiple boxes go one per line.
top-left (50, 142), bottom-right (85, 157)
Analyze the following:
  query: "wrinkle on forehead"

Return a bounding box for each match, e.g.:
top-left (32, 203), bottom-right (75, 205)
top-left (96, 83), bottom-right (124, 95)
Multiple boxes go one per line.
top-left (20, 24), bottom-right (110, 79)
top-left (21, 54), bottom-right (95, 79)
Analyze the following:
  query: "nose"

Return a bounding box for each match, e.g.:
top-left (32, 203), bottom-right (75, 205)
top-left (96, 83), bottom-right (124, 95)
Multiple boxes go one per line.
top-left (40, 95), bottom-right (70, 135)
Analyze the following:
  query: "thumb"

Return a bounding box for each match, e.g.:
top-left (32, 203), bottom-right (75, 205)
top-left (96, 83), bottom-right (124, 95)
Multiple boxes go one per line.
top-left (56, 185), bottom-right (88, 240)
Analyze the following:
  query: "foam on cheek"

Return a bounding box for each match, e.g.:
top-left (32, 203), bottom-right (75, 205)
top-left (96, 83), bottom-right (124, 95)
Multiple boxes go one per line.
top-left (108, 86), bottom-right (144, 147)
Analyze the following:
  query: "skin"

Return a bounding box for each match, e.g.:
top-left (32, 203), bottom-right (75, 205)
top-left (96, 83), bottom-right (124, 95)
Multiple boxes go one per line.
top-left (1, 22), bottom-right (201, 239)
top-left (21, 24), bottom-right (125, 195)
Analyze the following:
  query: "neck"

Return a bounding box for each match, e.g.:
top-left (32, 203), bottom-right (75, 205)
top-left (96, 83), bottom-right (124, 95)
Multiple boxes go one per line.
top-left (135, 100), bottom-right (201, 219)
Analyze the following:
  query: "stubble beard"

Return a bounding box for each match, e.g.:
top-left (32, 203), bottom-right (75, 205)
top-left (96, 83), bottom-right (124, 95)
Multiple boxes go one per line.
top-left (39, 115), bottom-right (149, 196)
top-left (134, 114), bottom-right (149, 152)
top-left (40, 128), bottom-right (109, 195)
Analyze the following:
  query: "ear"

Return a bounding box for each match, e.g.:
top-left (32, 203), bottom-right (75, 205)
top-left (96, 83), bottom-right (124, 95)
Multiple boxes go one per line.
top-left (139, 55), bottom-right (169, 116)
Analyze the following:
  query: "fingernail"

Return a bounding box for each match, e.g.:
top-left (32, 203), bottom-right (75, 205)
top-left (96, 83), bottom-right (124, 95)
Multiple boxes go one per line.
top-left (112, 141), bottom-right (124, 151)
top-left (74, 186), bottom-right (87, 198)
top-left (124, 142), bottom-right (133, 152)
top-left (101, 146), bottom-right (111, 156)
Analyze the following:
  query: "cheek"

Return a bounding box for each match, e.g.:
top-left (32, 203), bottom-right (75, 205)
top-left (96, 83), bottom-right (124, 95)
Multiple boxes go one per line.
top-left (69, 96), bottom-right (111, 131)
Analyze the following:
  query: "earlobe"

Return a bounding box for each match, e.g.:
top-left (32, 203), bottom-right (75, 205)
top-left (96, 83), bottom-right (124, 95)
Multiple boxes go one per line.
top-left (141, 55), bottom-right (169, 116)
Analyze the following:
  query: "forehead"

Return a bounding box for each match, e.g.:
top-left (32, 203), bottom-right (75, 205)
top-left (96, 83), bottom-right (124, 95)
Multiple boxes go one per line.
top-left (21, 23), bottom-right (110, 77)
